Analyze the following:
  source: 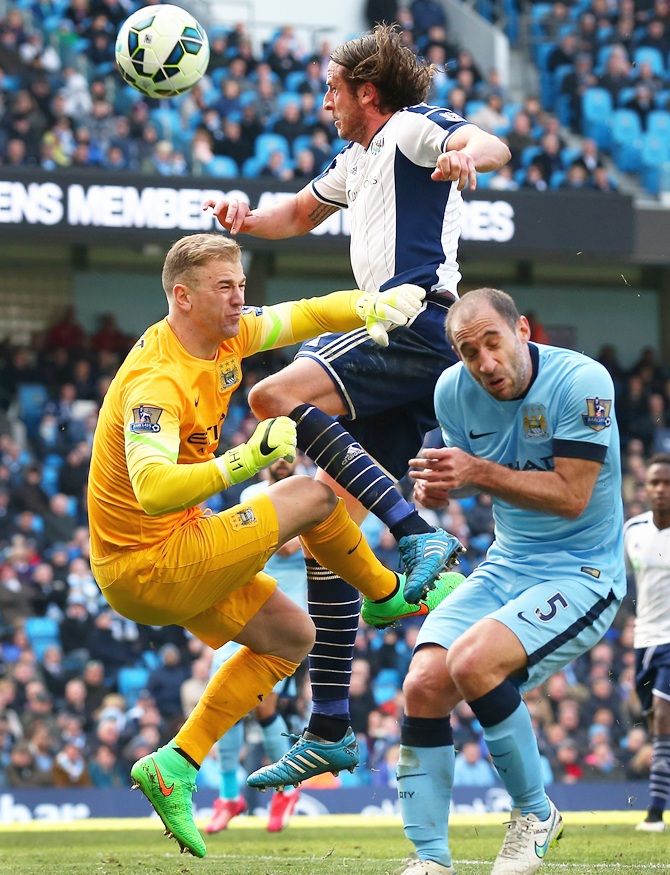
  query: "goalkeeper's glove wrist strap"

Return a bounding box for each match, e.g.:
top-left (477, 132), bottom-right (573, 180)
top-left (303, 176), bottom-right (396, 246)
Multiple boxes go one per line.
top-left (217, 446), bottom-right (255, 488)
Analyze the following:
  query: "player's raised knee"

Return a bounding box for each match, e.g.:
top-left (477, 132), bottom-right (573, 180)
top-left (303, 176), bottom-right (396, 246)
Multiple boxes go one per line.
top-left (248, 375), bottom-right (288, 419)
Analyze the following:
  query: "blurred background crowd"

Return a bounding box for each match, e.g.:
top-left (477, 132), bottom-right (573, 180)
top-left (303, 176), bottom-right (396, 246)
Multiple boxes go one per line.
top-left (0, 304), bottom-right (666, 792)
top-left (3, 0), bottom-right (670, 193)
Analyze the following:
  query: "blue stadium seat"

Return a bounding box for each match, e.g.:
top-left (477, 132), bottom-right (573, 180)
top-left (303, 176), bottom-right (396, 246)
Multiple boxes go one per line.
top-left (239, 91), bottom-right (258, 108)
top-left (24, 616), bottom-right (60, 661)
top-left (372, 668), bottom-right (401, 705)
top-left (616, 87), bottom-right (636, 108)
top-left (647, 110), bottom-right (670, 139)
top-left (117, 666), bottom-right (151, 707)
top-left (502, 0), bottom-right (520, 45)
top-left (549, 170), bottom-right (566, 188)
top-left (464, 99), bottom-right (486, 118)
top-left (640, 132), bottom-right (670, 194)
top-left (210, 68), bottom-right (228, 89)
top-left (284, 70), bottom-right (306, 93)
top-left (209, 25), bottom-right (232, 41)
top-left (17, 383), bottom-right (49, 440)
top-left (254, 132), bottom-right (291, 164)
top-left (581, 88), bottom-right (614, 149)
top-left (41, 460), bottom-right (62, 497)
top-left (0, 75), bottom-right (21, 92)
top-left (611, 109), bottom-right (644, 172)
top-left (150, 107), bottom-right (181, 140)
top-left (291, 134), bottom-right (314, 159)
top-left (427, 78), bottom-right (453, 106)
top-left (545, 64), bottom-right (572, 112)
top-left (204, 155), bottom-right (239, 178)
top-left (503, 102), bottom-right (522, 126)
top-left (595, 44), bottom-right (618, 75)
top-left (520, 145), bottom-right (543, 167)
top-left (560, 146), bottom-right (583, 167)
top-left (530, 3), bottom-right (553, 52)
top-left (242, 155), bottom-right (263, 178)
top-left (633, 46), bottom-right (666, 77)
top-left (533, 40), bottom-right (554, 72)
top-left (276, 91), bottom-right (302, 113)
top-left (612, 108), bottom-right (643, 142)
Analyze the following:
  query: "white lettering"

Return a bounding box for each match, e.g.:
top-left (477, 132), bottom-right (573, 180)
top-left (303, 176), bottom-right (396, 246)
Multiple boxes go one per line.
top-left (0, 181), bottom-right (513, 244)
top-left (67, 185), bottom-right (246, 230)
top-left (33, 802), bottom-right (91, 821)
top-left (36, 182), bottom-right (64, 225)
top-left (0, 793), bottom-right (91, 822)
top-left (178, 187), bottom-right (207, 230)
top-left (0, 181), bottom-right (63, 224)
top-left (100, 185), bottom-right (126, 227)
top-left (461, 200), bottom-right (515, 243)
top-left (68, 183), bottom-right (96, 225)
top-left (153, 187), bottom-right (178, 228)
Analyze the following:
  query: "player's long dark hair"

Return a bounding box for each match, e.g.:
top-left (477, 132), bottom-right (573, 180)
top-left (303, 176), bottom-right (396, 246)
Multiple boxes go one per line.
top-left (331, 23), bottom-right (435, 113)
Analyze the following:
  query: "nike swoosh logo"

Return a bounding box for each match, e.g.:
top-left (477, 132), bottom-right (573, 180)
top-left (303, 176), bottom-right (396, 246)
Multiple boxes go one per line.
top-left (517, 611), bottom-right (534, 625)
top-left (259, 419), bottom-right (279, 456)
top-left (404, 604), bottom-right (429, 618)
top-left (469, 429), bottom-right (496, 439)
top-left (535, 812), bottom-right (559, 858)
top-left (491, 750), bottom-right (512, 773)
top-left (347, 533), bottom-right (363, 555)
top-left (153, 761), bottom-right (174, 797)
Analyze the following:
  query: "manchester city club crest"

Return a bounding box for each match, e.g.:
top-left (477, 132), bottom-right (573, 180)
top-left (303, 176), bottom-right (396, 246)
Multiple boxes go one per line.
top-left (217, 357), bottom-right (240, 392)
top-left (582, 396), bottom-right (612, 431)
top-left (523, 405), bottom-right (549, 438)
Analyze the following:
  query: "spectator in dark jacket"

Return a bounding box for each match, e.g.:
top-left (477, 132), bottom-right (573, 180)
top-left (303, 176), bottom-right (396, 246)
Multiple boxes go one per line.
top-left (147, 644), bottom-right (190, 725)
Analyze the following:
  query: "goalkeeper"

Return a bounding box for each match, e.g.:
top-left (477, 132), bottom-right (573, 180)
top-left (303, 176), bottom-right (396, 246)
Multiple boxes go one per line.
top-left (87, 233), bottom-right (463, 860)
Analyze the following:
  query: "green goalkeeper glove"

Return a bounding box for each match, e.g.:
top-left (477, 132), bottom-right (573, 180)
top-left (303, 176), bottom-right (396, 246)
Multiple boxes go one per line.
top-left (356, 284), bottom-right (426, 346)
top-left (218, 416), bottom-right (297, 487)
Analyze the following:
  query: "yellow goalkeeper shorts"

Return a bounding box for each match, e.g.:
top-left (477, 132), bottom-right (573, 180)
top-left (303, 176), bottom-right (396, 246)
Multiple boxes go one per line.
top-left (90, 492), bottom-right (279, 649)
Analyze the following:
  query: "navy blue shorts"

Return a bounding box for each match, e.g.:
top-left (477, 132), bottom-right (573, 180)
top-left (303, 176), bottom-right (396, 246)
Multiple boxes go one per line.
top-left (635, 642), bottom-right (670, 716)
top-left (295, 296), bottom-right (457, 480)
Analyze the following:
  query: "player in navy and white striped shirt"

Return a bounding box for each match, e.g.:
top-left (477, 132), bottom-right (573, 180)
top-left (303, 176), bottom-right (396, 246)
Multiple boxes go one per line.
top-left (206, 24), bottom-right (510, 789)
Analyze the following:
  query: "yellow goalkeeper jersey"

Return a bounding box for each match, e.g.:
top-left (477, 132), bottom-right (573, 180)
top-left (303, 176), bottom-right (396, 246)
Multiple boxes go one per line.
top-left (88, 290), bottom-right (363, 558)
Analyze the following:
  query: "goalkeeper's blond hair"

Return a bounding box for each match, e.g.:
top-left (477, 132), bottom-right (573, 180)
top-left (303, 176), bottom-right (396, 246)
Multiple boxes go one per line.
top-left (162, 233), bottom-right (241, 299)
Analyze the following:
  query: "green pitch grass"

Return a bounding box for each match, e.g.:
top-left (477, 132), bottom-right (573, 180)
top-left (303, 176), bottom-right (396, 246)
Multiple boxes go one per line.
top-left (0, 812), bottom-right (666, 875)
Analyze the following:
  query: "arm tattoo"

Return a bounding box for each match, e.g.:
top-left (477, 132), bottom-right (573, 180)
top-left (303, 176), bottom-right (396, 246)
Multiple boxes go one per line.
top-left (307, 203), bottom-right (338, 228)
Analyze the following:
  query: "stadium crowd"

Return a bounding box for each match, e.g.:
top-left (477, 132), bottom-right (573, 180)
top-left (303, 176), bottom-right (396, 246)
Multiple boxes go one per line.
top-left (0, 303), bottom-right (667, 792)
top-left (0, 0), bottom-right (636, 192)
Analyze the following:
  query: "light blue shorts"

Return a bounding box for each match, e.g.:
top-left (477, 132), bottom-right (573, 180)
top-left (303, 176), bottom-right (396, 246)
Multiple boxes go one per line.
top-left (210, 640), bottom-right (297, 697)
top-left (416, 557), bottom-right (621, 693)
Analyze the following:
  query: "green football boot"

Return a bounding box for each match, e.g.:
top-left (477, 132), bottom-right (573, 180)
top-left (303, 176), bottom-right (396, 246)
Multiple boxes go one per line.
top-left (130, 742), bottom-right (206, 858)
top-left (361, 570), bottom-right (465, 629)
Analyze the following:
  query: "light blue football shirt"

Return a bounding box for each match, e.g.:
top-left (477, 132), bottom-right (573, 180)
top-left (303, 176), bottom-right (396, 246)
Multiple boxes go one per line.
top-left (434, 343), bottom-right (626, 598)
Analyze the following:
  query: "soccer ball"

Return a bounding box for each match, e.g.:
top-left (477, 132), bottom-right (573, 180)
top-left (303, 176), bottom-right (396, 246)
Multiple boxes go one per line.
top-left (115, 4), bottom-right (209, 99)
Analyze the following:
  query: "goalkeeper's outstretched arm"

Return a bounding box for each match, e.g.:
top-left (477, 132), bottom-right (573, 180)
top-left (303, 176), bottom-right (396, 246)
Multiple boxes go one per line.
top-left (129, 418), bottom-right (297, 516)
